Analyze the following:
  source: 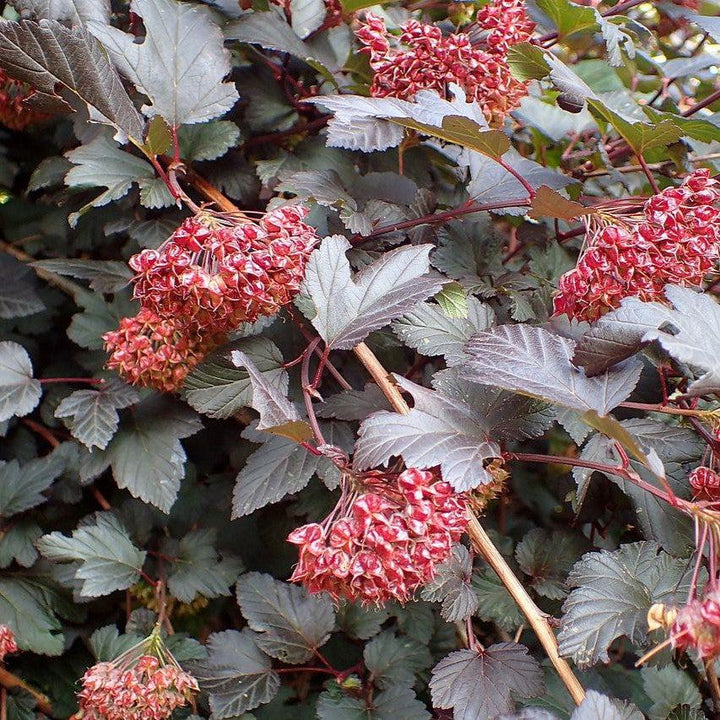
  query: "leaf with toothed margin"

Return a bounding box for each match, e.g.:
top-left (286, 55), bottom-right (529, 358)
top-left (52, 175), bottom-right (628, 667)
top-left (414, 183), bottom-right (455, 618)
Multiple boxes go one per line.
top-left (354, 375), bottom-right (500, 491)
top-left (304, 236), bottom-right (445, 349)
top-left (0, 341), bottom-right (42, 423)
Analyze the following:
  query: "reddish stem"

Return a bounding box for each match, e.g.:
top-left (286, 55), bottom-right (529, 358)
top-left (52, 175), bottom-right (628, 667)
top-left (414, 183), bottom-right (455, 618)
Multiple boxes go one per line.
top-left (40, 376), bottom-right (104, 385)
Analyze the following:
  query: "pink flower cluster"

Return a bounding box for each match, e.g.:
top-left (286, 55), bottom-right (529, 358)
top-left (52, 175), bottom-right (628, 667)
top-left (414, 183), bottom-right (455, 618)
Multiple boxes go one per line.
top-left (104, 207), bottom-right (317, 391)
top-left (554, 170), bottom-right (720, 323)
top-left (0, 625), bottom-right (18, 662)
top-left (287, 468), bottom-right (468, 605)
top-left (689, 466), bottom-right (720, 502)
top-left (671, 588), bottom-right (720, 659)
top-left (356, 0), bottom-right (535, 126)
top-left (79, 654), bottom-right (198, 720)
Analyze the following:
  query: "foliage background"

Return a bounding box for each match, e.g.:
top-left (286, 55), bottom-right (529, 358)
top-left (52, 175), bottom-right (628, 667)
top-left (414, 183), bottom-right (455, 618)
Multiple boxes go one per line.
top-left (1, 0), bottom-right (720, 718)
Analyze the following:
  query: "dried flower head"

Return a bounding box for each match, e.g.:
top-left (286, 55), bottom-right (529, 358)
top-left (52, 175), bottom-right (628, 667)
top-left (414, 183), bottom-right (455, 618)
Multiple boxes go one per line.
top-left (288, 468), bottom-right (468, 605)
top-left (670, 587), bottom-right (720, 660)
top-left (553, 170), bottom-right (720, 322)
top-left (690, 466), bottom-right (720, 502)
top-left (356, 1), bottom-right (534, 125)
top-left (0, 625), bottom-right (18, 662)
top-left (0, 69), bottom-right (51, 131)
top-left (78, 631), bottom-right (198, 720)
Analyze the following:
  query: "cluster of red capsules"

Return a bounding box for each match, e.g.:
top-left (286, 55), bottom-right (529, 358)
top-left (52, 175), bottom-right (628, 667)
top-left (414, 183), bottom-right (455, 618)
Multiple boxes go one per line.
top-left (689, 466), bottom-right (720, 502)
top-left (0, 625), bottom-right (18, 662)
top-left (79, 654), bottom-right (198, 720)
top-left (104, 206), bottom-right (318, 391)
top-left (0, 69), bottom-right (50, 131)
top-left (355, 0), bottom-right (535, 126)
top-left (553, 170), bottom-right (720, 323)
top-left (287, 468), bottom-right (468, 605)
top-left (669, 588), bottom-right (720, 660)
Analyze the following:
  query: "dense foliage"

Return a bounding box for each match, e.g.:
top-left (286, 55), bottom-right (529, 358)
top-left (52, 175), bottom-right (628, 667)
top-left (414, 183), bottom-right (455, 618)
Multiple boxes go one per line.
top-left (3, 0), bottom-right (720, 717)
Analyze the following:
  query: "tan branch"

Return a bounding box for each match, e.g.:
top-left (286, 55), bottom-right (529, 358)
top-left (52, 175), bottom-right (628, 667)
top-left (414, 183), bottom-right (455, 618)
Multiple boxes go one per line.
top-left (0, 667), bottom-right (53, 717)
top-left (352, 341), bottom-right (586, 706)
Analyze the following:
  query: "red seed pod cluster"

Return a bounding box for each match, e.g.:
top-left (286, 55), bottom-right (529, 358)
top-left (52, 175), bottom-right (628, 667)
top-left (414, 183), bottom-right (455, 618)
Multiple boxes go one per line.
top-left (553, 170), bottom-right (720, 323)
top-left (689, 466), bottom-right (720, 501)
top-left (0, 69), bottom-right (50, 131)
top-left (355, 0), bottom-right (535, 126)
top-left (671, 588), bottom-right (720, 659)
top-left (78, 654), bottom-right (198, 720)
top-left (287, 468), bottom-right (468, 605)
top-left (0, 625), bottom-right (18, 662)
top-left (104, 206), bottom-right (317, 391)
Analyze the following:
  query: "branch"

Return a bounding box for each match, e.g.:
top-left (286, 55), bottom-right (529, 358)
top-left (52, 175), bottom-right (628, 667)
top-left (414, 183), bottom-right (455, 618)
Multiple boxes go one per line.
top-left (352, 342), bottom-right (586, 706)
top-left (0, 667), bottom-right (53, 717)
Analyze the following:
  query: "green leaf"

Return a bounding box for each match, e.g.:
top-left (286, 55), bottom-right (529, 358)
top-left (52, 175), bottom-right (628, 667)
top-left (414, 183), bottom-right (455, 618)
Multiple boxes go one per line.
top-left (191, 629), bottom-right (280, 718)
top-left (316, 685), bottom-right (431, 720)
top-left (363, 630), bottom-right (432, 689)
top-left (36, 512), bottom-right (147, 597)
top-left (55, 378), bottom-right (139, 450)
top-left (472, 568), bottom-right (524, 632)
top-left (165, 528), bottom-right (243, 603)
top-left (184, 337), bottom-right (288, 420)
top-left (507, 43), bottom-right (552, 82)
top-left (571, 691), bottom-right (644, 720)
top-left (0, 520), bottom-right (42, 568)
top-left (232, 433), bottom-right (321, 518)
top-left (434, 282), bottom-right (468, 318)
top-left (32, 258), bottom-right (133, 294)
top-left (235, 572), bottom-right (335, 664)
top-left (178, 121), bottom-right (241, 161)
top-left (642, 666), bottom-right (702, 720)
top-left (515, 529), bottom-right (587, 600)
top-left (421, 545), bottom-right (479, 621)
top-left (392, 115), bottom-right (510, 159)
top-left (88, 0), bottom-right (238, 126)
top-left (429, 644), bottom-right (544, 719)
top-left (0, 445), bottom-right (69, 518)
top-left (536, 0), bottom-right (598, 39)
top-left (0, 341), bottom-right (42, 422)
top-left (557, 542), bottom-right (695, 668)
top-left (64, 134), bottom-right (156, 225)
top-left (101, 398), bottom-right (202, 513)
top-left (141, 115), bottom-right (173, 156)
top-left (304, 236), bottom-right (444, 349)
top-left (643, 107), bottom-right (720, 144)
top-left (391, 297), bottom-right (494, 365)
top-left (89, 625), bottom-right (143, 662)
top-left (0, 577), bottom-right (64, 655)
top-left (587, 98), bottom-right (684, 155)
top-left (336, 601), bottom-right (391, 640)
top-left (0, 19), bottom-right (145, 141)
top-left (0, 255), bottom-right (44, 319)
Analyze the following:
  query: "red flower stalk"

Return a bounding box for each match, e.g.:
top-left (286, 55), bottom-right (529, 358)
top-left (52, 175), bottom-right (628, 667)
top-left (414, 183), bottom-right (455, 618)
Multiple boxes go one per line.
top-left (553, 170), bottom-right (720, 323)
top-left (288, 468), bottom-right (468, 605)
top-left (78, 630), bottom-right (198, 720)
top-left (356, 1), bottom-right (534, 125)
top-left (0, 625), bottom-right (18, 662)
top-left (0, 68), bottom-right (51, 131)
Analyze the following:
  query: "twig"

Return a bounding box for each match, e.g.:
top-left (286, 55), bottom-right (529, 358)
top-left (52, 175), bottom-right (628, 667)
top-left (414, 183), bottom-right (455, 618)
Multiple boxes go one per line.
top-left (467, 516), bottom-right (586, 705)
top-left (636, 154), bottom-right (660, 194)
top-left (706, 658), bottom-right (720, 715)
top-left (0, 667), bottom-right (53, 717)
top-left (351, 342), bottom-right (585, 706)
top-left (619, 401), bottom-right (712, 418)
top-left (682, 87), bottom-right (720, 117)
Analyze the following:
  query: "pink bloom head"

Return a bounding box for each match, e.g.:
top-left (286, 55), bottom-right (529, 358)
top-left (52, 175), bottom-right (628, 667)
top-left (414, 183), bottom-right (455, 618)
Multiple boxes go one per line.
top-left (0, 625), bottom-right (18, 662)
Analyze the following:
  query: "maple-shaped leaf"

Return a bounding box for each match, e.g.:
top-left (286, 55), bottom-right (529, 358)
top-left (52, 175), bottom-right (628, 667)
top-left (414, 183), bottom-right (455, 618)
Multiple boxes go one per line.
top-left (316, 685), bottom-right (431, 720)
top-left (190, 629), bottom-right (280, 718)
top-left (557, 542), bottom-right (695, 668)
top-left (0, 19), bottom-right (145, 140)
top-left (363, 630), bottom-right (432, 689)
top-left (55, 378), bottom-right (138, 450)
top-left (0, 255), bottom-right (44, 319)
top-left (36, 512), bottom-right (147, 597)
top-left (421, 544), bottom-right (479, 621)
top-left (88, 0), bottom-right (238, 126)
top-left (0, 341), bottom-right (42, 422)
top-left (462, 324), bottom-right (641, 416)
top-left (304, 236), bottom-right (445, 349)
top-left (354, 376), bottom-right (501, 491)
top-left (429, 643), bottom-right (544, 719)
top-left (235, 572), bottom-right (334, 664)
top-left (163, 529), bottom-right (243, 603)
